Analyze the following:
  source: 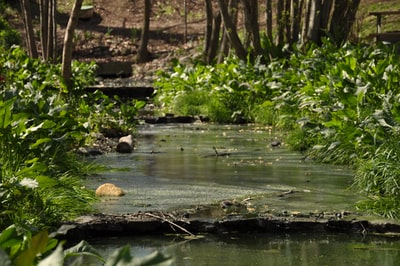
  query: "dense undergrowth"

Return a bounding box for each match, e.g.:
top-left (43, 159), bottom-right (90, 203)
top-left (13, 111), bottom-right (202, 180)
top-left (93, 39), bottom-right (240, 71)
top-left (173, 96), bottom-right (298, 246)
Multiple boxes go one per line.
top-left (0, 45), bottom-right (156, 264)
top-left (155, 40), bottom-right (400, 219)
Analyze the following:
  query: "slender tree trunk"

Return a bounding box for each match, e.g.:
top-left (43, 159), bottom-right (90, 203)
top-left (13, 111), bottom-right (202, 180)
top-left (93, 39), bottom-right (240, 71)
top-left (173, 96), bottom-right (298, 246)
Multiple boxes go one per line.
top-left (218, 0), bottom-right (238, 63)
top-left (203, 0), bottom-right (213, 61)
top-left (320, 0), bottom-right (333, 33)
top-left (204, 0), bottom-right (222, 63)
top-left (40, 0), bottom-right (49, 60)
top-left (301, 0), bottom-right (311, 44)
top-left (136, 0), bottom-right (152, 63)
top-left (217, 0), bottom-right (247, 61)
top-left (306, 0), bottom-right (322, 43)
top-left (62, 0), bottom-right (84, 90)
top-left (290, 0), bottom-right (303, 44)
top-left (48, 0), bottom-right (57, 62)
top-left (242, 0), bottom-right (262, 55)
top-left (20, 0), bottom-right (38, 58)
top-left (284, 0), bottom-right (291, 44)
top-left (265, 0), bottom-right (273, 41)
top-left (276, 0), bottom-right (284, 45)
top-left (243, 0), bottom-right (252, 49)
top-left (207, 10), bottom-right (221, 63)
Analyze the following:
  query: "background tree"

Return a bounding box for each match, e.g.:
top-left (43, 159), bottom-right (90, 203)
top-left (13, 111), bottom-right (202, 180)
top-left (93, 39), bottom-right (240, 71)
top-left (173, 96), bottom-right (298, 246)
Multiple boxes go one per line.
top-left (62, 0), bottom-right (84, 90)
top-left (19, 0), bottom-right (38, 58)
top-left (211, 0), bottom-right (361, 62)
top-left (40, 0), bottom-right (57, 62)
top-left (217, 0), bottom-right (246, 61)
top-left (217, 0), bottom-right (238, 63)
top-left (203, 0), bottom-right (221, 63)
top-left (136, 0), bottom-right (152, 63)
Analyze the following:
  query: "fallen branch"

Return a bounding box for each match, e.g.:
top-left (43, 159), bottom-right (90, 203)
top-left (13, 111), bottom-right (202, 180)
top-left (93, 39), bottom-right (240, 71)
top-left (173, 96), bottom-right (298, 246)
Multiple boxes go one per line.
top-left (144, 212), bottom-right (194, 236)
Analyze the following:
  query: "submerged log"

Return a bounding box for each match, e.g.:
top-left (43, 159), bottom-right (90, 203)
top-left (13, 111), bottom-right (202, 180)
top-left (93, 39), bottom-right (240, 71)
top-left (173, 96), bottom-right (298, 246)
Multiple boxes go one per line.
top-left (116, 134), bottom-right (134, 153)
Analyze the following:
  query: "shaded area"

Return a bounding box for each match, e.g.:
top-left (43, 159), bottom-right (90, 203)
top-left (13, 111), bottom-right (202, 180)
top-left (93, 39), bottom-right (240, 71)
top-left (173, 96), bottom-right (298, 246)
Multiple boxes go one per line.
top-left (64, 211), bottom-right (400, 240)
top-left (80, 232), bottom-right (400, 266)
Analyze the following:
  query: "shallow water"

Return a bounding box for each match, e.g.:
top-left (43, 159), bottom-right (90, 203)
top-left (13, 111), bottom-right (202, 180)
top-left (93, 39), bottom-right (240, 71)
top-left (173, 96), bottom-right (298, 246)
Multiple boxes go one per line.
top-left (84, 123), bottom-right (400, 265)
top-left (88, 123), bottom-right (357, 215)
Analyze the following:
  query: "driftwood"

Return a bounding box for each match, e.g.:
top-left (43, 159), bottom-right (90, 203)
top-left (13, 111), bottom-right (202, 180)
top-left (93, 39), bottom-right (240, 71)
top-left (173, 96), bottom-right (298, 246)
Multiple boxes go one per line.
top-left (144, 212), bottom-right (194, 236)
top-left (116, 134), bottom-right (134, 153)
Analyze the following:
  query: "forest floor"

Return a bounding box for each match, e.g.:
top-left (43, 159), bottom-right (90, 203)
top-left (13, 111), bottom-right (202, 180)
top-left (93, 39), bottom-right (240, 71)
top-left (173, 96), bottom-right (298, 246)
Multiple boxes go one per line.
top-left (65, 0), bottom-right (206, 82)
top-left (8, 0), bottom-right (400, 83)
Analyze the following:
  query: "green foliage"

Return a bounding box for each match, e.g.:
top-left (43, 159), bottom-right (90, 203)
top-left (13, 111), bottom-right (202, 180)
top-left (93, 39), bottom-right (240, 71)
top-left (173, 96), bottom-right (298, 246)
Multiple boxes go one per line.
top-left (0, 46), bottom-right (143, 230)
top-left (154, 56), bottom-right (272, 123)
top-left (0, 225), bottom-right (173, 266)
top-left (353, 139), bottom-right (400, 219)
top-left (0, 17), bottom-right (20, 48)
top-left (155, 39), bottom-right (400, 218)
top-left (0, 46), bottom-right (98, 229)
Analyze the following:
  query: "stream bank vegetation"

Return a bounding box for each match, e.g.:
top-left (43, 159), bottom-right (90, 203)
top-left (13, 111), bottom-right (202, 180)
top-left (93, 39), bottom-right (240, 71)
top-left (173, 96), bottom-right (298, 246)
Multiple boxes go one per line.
top-left (154, 40), bottom-right (400, 220)
top-left (0, 46), bottom-right (152, 264)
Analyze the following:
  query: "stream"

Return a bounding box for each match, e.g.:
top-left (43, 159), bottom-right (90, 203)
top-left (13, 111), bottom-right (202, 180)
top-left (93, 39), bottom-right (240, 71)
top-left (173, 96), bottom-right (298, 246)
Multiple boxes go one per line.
top-left (83, 123), bottom-right (400, 265)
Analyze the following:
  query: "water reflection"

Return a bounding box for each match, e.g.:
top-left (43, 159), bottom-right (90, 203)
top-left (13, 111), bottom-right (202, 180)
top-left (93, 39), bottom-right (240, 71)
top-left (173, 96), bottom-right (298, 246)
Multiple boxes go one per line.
top-left (88, 123), bottom-right (357, 215)
top-left (85, 233), bottom-right (400, 266)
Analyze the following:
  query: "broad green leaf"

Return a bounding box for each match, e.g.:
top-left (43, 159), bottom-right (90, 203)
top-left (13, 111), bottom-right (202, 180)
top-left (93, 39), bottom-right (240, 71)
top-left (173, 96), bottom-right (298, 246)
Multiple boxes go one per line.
top-left (29, 138), bottom-right (52, 149)
top-left (0, 98), bottom-right (15, 129)
top-left (0, 226), bottom-right (17, 247)
top-left (64, 240), bottom-right (104, 263)
top-left (15, 231), bottom-right (49, 266)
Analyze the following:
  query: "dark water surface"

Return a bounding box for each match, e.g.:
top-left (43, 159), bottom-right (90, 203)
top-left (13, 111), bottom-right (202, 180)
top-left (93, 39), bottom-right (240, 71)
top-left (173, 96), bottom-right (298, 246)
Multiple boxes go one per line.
top-left (84, 123), bottom-right (400, 265)
top-left (85, 233), bottom-right (400, 266)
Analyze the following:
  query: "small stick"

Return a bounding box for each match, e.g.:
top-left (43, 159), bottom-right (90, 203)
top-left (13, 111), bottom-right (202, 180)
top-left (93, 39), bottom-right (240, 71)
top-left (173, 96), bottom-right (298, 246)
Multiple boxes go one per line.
top-left (145, 212), bottom-right (194, 236)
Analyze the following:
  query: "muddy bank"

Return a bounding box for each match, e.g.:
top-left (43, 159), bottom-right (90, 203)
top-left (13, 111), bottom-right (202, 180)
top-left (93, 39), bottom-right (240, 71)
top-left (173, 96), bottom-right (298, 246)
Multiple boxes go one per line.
top-left (63, 210), bottom-right (400, 242)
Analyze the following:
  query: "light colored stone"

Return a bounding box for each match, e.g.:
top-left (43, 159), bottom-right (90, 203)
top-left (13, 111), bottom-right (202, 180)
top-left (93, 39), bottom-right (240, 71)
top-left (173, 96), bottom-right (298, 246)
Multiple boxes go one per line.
top-left (95, 183), bottom-right (125, 197)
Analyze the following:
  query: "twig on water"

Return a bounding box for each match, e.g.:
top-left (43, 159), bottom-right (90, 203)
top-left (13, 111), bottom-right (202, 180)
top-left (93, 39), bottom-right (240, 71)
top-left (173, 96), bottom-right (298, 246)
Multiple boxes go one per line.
top-left (144, 212), bottom-right (195, 236)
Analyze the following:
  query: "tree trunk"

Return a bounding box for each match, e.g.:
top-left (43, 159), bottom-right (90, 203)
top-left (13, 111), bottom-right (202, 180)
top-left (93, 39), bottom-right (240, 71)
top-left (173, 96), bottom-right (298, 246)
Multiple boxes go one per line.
top-left (20, 0), bottom-right (38, 58)
top-left (204, 0), bottom-right (222, 64)
top-left (329, 0), bottom-right (360, 44)
top-left (217, 0), bottom-right (247, 61)
top-left (218, 0), bottom-right (238, 63)
top-left (242, 0), bottom-right (262, 55)
top-left (207, 10), bottom-right (221, 63)
top-left (40, 0), bottom-right (57, 61)
top-left (136, 0), bottom-right (152, 63)
top-left (284, 0), bottom-right (291, 44)
top-left (276, 0), bottom-right (284, 45)
top-left (48, 0), bottom-right (57, 62)
top-left (290, 0), bottom-right (303, 44)
top-left (40, 0), bottom-right (49, 59)
top-left (62, 0), bottom-right (83, 90)
top-left (320, 0), bottom-right (333, 33)
top-left (203, 0), bottom-right (213, 61)
top-left (306, 0), bottom-right (322, 44)
top-left (301, 0), bottom-right (311, 44)
top-left (265, 0), bottom-right (273, 41)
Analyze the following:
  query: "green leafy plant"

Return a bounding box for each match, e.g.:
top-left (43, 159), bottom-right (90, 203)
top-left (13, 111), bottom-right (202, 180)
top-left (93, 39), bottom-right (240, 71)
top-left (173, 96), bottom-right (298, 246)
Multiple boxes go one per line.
top-left (0, 225), bottom-right (173, 265)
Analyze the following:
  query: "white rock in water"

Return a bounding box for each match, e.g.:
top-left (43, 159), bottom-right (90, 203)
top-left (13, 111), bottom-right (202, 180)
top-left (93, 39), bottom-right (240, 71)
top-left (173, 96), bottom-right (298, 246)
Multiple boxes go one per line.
top-left (95, 183), bottom-right (125, 197)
